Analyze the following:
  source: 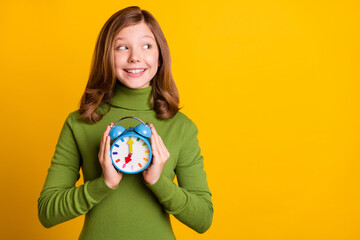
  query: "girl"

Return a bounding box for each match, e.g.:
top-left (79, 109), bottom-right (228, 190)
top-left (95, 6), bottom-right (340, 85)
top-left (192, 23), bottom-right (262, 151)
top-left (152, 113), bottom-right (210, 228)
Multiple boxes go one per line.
top-left (38, 6), bottom-right (213, 240)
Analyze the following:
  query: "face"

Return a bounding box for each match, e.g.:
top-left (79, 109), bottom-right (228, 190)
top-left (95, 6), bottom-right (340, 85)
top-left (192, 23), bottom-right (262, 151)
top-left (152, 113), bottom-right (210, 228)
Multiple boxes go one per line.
top-left (114, 22), bottom-right (159, 89)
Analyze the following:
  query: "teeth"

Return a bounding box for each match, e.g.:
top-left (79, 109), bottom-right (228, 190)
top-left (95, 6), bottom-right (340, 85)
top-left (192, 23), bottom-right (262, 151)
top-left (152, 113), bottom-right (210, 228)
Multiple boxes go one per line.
top-left (126, 69), bottom-right (145, 73)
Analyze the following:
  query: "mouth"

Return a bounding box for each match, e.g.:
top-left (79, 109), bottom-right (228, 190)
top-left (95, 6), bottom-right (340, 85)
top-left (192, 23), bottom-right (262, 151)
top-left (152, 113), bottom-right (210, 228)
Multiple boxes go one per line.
top-left (123, 68), bottom-right (147, 77)
top-left (124, 68), bottom-right (146, 73)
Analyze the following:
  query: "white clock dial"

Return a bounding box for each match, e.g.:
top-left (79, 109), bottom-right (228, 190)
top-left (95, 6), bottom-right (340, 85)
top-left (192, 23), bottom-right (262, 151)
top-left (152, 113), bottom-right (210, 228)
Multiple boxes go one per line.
top-left (111, 136), bottom-right (151, 173)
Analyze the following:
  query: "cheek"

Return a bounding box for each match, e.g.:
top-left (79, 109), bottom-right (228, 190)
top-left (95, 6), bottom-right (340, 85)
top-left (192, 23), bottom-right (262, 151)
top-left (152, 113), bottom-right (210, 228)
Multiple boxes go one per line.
top-left (114, 55), bottom-right (126, 68)
top-left (148, 53), bottom-right (160, 69)
top-left (114, 56), bottom-right (120, 68)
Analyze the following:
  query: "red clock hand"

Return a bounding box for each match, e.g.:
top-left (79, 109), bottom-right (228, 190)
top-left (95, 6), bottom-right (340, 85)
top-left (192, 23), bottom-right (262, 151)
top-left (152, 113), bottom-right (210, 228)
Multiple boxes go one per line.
top-left (125, 153), bottom-right (132, 164)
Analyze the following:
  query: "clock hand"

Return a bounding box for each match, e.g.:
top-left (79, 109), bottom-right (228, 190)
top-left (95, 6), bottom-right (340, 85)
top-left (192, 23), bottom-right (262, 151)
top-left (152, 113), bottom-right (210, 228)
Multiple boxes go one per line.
top-left (125, 153), bottom-right (132, 164)
top-left (124, 138), bottom-right (134, 166)
top-left (127, 138), bottom-right (134, 154)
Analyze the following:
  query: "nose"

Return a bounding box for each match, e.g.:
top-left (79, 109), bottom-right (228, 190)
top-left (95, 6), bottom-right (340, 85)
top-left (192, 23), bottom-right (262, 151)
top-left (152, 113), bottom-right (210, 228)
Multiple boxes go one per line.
top-left (128, 49), bottom-right (141, 63)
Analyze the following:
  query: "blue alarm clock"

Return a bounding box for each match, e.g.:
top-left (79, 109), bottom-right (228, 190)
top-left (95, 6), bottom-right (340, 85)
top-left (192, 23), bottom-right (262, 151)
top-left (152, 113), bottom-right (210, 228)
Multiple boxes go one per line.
top-left (108, 116), bottom-right (152, 174)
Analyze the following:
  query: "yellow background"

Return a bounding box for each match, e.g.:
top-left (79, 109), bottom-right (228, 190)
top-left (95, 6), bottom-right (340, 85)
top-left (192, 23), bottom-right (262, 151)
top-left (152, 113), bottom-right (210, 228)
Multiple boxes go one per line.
top-left (0, 0), bottom-right (359, 239)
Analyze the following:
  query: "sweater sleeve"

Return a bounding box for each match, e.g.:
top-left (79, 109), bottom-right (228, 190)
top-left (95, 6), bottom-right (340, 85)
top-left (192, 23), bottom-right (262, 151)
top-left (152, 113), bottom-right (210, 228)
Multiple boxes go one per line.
top-left (37, 113), bottom-right (116, 228)
top-left (146, 119), bottom-right (213, 233)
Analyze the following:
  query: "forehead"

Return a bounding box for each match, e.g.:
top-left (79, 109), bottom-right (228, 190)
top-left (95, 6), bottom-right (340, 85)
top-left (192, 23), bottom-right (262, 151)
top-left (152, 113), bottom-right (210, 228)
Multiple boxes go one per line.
top-left (115, 22), bottom-right (155, 41)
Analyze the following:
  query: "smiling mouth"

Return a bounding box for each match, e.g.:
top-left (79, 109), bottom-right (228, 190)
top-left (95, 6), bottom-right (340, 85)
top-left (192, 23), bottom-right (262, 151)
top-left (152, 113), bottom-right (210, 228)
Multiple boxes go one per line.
top-left (124, 68), bottom-right (146, 73)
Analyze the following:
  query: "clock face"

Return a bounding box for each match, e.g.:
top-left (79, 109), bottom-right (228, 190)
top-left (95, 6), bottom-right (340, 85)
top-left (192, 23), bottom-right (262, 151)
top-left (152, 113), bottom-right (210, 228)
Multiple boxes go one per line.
top-left (110, 134), bottom-right (151, 174)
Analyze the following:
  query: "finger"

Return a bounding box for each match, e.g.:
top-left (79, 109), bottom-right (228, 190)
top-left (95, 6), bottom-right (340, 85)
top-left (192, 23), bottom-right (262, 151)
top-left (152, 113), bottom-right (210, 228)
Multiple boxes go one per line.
top-left (100, 124), bottom-right (112, 162)
top-left (101, 124), bottom-right (110, 146)
top-left (99, 135), bottom-right (106, 163)
top-left (153, 135), bottom-right (166, 161)
top-left (105, 135), bottom-right (110, 155)
top-left (150, 134), bottom-right (160, 160)
top-left (105, 123), bottom-right (113, 133)
top-left (156, 134), bottom-right (169, 156)
top-left (105, 135), bottom-right (111, 166)
top-left (149, 124), bottom-right (158, 137)
top-left (150, 124), bottom-right (168, 158)
top-left (149, 124), bottom-right (161, 154)
top-left (151, 133), bottom-right (159, 153)
top-left (149, 124), bottom-right (169, 163)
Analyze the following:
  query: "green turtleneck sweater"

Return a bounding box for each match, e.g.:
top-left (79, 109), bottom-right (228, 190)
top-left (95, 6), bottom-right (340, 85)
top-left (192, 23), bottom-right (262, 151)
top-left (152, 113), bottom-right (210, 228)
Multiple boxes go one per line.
top-left (38, 83), bottom-right (213, 240)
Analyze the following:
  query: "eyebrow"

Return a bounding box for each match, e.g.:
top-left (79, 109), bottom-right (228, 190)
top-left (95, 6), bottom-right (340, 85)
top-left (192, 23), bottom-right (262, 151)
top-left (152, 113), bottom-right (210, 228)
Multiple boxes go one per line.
top-left (115, 35), bottom-right (155, 41)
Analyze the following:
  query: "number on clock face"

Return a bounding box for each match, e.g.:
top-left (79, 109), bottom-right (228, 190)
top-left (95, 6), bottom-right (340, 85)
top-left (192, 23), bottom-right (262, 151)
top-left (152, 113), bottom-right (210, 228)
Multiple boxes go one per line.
top-left (111, 136), bottom-right (151, 173)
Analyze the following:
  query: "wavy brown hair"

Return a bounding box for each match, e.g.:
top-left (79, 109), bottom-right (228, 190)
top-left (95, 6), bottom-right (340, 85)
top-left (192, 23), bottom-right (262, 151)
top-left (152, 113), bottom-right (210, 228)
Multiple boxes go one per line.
top-left (79, 6), bottom-right (179, 123)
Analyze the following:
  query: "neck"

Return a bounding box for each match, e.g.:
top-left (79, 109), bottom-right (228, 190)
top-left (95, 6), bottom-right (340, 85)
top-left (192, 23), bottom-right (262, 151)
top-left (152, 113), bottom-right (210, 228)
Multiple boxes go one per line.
top-left (111, 81), bottom-right (153, 110)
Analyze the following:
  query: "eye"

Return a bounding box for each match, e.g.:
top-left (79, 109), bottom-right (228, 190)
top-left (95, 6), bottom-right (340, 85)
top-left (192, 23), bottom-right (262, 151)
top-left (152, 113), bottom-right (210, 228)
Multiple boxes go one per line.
top-left (116, 45), bottom-right (127, 50)
top-left (143, 44), bottom-right (151, 49)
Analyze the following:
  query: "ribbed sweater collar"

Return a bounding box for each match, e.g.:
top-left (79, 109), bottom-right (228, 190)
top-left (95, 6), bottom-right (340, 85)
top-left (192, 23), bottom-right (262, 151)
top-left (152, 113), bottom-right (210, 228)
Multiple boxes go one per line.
top-left (111, 82), bottom-right (153, 110)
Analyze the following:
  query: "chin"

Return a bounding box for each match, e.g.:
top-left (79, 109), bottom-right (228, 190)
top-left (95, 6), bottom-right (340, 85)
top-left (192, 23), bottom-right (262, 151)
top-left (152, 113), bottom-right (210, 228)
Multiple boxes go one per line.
top-left (118, 80), bottom-right (149, 89)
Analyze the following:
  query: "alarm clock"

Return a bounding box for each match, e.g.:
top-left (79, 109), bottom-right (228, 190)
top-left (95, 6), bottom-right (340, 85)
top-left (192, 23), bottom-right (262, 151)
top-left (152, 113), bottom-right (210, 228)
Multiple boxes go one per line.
top-left (108, 116), bottom-right (152, 174)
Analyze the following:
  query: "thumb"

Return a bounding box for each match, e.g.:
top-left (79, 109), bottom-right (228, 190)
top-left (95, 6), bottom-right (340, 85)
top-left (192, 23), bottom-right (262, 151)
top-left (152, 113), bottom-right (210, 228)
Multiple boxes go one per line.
top-left (142, 169), bottom-right (148, 178)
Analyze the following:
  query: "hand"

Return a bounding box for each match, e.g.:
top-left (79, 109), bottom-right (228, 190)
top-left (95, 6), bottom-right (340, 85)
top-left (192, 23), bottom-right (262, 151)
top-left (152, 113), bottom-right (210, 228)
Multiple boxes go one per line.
top-left (98, 123), bottom-right (123, 188)
top-left (142, 124), bottom-right (170, 185)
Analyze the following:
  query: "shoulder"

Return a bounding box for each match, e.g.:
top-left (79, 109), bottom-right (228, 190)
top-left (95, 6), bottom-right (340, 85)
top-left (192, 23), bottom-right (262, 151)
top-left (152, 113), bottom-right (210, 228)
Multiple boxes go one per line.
top-left (65, 102), bottom-right (111, 126)
top-left (62, 110), bottom-right (84, 128)
top-left (66, 110), bottom-right (81, 122)
top-left (172, 111), bottom-right (195, 125)
top-left (171, 111), bottom-right (199, 135)
top-left (68, 110), bottom-right (81, 118)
